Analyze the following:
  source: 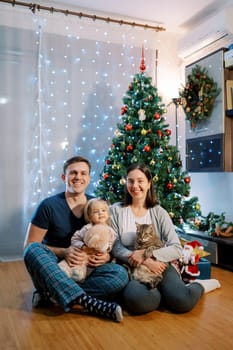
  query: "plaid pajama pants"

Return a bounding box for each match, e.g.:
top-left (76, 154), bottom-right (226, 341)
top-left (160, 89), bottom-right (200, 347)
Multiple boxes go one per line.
top-left (24, 242), bottom-right (128, 311)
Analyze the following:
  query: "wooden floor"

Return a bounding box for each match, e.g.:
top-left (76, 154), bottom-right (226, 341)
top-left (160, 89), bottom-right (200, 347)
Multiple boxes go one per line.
top-left (0, 260), bottom-right (233, 350)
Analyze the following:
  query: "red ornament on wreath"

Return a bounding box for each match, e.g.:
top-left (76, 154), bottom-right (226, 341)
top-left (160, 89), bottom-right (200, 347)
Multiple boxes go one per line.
top-left (125, 123), bottom-right (133, 131)
top-left (165, 129), bottom-right (171, 136)
top-left (105, 159), bottom-right (111, 165)
top-left (157, 130), bottom-right (162, 138)
top-left (154, 113), bottom-right (160, 120)
top-left (144, 145), bottom-right (151, 152)
top-left (184, 176), bottom-right (191, 184)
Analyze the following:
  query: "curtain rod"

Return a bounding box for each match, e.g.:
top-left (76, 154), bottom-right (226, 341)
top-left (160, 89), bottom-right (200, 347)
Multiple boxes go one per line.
top-left (0, 0), bottom-right (166, 32)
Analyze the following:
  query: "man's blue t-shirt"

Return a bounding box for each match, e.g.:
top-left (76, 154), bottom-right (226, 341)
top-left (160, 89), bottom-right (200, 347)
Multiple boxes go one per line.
top-left (31, 192), bottom-right (93, 248)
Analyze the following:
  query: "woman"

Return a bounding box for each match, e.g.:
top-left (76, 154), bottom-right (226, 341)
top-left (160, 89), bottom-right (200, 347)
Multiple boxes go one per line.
top-left (110, 163), bottom-right (220, 314)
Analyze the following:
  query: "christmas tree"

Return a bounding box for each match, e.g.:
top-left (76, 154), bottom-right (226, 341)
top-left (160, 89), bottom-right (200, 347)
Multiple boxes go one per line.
top-left (96, 48), bottom-right (201, 226)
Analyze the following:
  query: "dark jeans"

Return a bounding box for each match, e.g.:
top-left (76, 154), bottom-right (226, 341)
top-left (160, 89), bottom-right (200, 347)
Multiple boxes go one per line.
top-left (122, 264), bottom-right (204, 314)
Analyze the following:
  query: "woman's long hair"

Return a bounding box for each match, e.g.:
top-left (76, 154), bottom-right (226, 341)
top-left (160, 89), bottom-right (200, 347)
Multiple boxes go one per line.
top-left (123, 163), bottom-right (159, 208)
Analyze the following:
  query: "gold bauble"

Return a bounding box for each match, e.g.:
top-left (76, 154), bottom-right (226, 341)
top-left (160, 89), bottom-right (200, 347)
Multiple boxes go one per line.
top-left (141, 128), bottom-right (147, 136)
top-left (120, 178), bottom-right (126, 185)
top-left (195, 203), bottom-right (201, 210)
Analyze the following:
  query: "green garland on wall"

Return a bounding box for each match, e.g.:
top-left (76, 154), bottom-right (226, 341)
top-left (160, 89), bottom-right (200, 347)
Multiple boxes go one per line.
top-left (179, 65), bottom-right (221, 129)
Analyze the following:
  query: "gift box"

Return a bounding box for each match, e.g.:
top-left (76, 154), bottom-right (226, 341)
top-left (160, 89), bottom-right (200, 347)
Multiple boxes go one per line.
top-left (197, 258), bottom-right (211, 279)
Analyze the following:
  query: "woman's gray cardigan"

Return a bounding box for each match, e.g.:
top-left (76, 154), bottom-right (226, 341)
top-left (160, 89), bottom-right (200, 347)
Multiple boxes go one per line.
top-left (110, 203), bottom-right (182, 264)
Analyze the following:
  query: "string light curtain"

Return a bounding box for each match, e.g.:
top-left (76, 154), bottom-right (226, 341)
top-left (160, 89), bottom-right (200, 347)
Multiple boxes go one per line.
top-left (0, 3), bottom-right (160, 259)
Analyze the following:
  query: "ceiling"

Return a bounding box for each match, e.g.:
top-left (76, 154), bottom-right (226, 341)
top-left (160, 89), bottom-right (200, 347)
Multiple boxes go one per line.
top-left (48, 0), bottom-right (233, 33)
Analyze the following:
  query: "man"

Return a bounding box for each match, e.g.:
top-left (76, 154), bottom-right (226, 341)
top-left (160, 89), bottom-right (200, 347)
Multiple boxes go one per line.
top-left (24, 156), bottom-right (128, 322)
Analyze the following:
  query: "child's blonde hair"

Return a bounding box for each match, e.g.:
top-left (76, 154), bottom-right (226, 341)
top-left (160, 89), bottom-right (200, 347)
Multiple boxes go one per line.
top-left (84, 198), bottom-right (111, 225)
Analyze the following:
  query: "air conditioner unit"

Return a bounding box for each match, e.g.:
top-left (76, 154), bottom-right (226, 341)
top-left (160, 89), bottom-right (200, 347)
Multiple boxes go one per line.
top-left (178, 6), bottom-right (233, 62)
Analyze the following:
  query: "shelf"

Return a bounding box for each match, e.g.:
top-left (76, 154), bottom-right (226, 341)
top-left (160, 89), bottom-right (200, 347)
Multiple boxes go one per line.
top-left (179, 227), bottom-right (233, 271)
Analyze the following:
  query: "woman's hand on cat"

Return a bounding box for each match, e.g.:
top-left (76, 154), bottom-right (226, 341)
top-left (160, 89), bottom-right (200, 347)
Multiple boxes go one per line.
top-left (143, 258), bottom-right (167, 274)
top-left (128, 249), bottom-right (145, 266)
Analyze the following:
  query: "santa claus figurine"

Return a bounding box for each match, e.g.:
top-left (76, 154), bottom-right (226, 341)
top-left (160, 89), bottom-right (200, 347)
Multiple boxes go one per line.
top-left (179, 241), bottom-right (203, 283)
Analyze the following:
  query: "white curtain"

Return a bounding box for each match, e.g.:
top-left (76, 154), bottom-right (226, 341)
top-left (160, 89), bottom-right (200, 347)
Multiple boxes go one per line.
top-left (0, 4), bottom-right (159, 260)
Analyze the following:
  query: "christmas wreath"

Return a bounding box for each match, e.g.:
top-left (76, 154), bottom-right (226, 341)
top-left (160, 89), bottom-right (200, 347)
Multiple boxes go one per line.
top-left (179, 65), bottom-right (221, 129)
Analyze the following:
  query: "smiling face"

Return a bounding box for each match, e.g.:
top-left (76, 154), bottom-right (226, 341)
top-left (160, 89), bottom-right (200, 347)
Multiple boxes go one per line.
top-left (88, 200), bottom-right (109, 224)
top-left (126, 168), bottom-right (151, 204)
top-left (62, 161), bottom-right (90, 195)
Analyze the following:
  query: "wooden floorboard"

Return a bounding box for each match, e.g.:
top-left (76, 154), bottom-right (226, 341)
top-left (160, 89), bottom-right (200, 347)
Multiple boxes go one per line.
top-left (0, 260), bottom-right (232, 350)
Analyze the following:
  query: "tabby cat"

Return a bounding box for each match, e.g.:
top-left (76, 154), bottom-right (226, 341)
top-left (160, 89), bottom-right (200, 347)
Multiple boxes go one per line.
top-left (131, 223), bottom-right (168, 289)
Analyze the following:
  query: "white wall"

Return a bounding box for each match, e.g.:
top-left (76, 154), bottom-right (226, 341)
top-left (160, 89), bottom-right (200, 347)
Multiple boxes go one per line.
top-left (189, 173), bottom-right (233, 222)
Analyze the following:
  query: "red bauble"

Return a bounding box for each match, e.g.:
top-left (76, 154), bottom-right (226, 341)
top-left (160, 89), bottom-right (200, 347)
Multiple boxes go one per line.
top-left (165, 129), bottom-right (171, 136)
top-left (140, 61), bottom-right (146, 72)
top-left (157, 130), bottom-right (162, 138)
top-left (125, 123), bottom-right (133, 131)
top-left (103, 173), bottom-right (109, 180)
top-left (166, 182), bottom-right (173, 190)
top-left (184, 176), bottom-right (191, 184)
top-left (105, 159), bottom-right (111, 164)
top-left (127, 145), bottom-right (133, 151)
top-left (121, 105), bottom-right (128, 115)
top-left (144, 145), bottom-right (151, 152)
top-left (154, 113), bottom-right (160, 120)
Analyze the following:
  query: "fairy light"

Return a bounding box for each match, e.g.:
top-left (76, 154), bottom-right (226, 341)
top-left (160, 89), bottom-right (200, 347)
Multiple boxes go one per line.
top-left (16, 11), bottom-right (159, 212)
